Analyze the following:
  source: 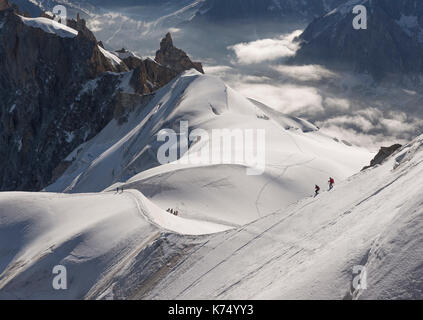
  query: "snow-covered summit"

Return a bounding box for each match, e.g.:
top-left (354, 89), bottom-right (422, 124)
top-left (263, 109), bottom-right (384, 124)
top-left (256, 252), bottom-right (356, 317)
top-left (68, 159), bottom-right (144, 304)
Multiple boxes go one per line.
top-left (47, 70), bottom-right (372, 227)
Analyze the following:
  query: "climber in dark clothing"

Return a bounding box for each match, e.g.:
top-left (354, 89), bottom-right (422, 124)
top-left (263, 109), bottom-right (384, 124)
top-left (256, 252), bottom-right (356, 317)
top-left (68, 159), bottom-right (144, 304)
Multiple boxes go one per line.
top-left (315, 185), bottom-right (321, 197)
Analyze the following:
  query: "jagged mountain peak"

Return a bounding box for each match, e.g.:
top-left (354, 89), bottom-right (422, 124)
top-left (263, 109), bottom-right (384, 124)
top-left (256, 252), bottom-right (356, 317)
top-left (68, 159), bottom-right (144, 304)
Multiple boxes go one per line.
top-left (155, 32), bottom-right (204, 74)
top-left (0, 3), bottom-right (204, 191)
top-left (160, 32), bottom-right (174, 49)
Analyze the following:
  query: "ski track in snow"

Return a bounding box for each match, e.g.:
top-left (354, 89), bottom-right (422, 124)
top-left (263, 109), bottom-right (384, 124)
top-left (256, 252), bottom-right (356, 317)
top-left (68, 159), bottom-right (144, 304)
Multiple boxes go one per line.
top-left (173, 205), bottom-right (313, 299)
top-left (254, 155), bottom-right (316, 218)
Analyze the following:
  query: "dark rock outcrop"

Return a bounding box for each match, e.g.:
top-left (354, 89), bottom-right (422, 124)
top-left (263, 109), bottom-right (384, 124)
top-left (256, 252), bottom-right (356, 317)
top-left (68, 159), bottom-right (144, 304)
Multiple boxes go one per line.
top-left (155, 33), bottom-right (204, 74)
top-left (8, 0), bottom-right (41, 17)
top-left (66, 13), bottom-right (97, 42)
top-left (0, 6), bottom-right (203, 191)
top-left (114, 47), bottom-right (180, 95)
top-left (363, 144), bottom-right (402, 170)
top-left (129, 58), bottom-right (179, 95)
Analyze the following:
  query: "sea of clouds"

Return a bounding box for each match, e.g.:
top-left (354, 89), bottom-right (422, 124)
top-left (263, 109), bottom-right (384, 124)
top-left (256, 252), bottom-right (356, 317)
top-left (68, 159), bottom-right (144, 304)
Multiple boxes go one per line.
top-left (82, 4), bottom-right (423, 151)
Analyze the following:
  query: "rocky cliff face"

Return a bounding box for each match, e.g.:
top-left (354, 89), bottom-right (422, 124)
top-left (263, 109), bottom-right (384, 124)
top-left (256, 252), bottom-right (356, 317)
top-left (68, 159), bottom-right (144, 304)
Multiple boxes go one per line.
top-left (0, 4), bottom-right (203, 191)
top-left (293, 0), bottom-right (423, 81)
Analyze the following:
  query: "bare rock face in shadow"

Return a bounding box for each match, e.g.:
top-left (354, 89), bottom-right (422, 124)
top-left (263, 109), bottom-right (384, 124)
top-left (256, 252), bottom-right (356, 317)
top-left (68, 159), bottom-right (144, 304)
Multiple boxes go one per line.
top-left (0, 0), bottom-right (11, 11)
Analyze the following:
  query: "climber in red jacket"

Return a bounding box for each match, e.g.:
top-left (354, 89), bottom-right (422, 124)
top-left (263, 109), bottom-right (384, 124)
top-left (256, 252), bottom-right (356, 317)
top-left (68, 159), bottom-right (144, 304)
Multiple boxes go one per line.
top-left (328, 177), bottom-right (335, 191)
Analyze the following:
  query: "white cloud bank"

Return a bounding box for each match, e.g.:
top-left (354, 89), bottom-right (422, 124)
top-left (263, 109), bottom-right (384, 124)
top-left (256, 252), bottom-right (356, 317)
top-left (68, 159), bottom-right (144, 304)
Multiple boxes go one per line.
top-left (233, 82), bottom-right (324, 116)
top-left (228, 30), bottom-right (303, 64)
top-left (273, 65), bottom-right (337, 82)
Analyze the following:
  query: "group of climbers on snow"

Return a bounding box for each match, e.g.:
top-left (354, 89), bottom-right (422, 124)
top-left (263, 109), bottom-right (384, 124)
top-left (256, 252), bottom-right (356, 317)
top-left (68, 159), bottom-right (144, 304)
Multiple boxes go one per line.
top-left (116, 186), bottom-right (124, 194)
top-left (314, 177), bottom-right (335, 197)
top-left (167, 208), bottom-right (179, 216)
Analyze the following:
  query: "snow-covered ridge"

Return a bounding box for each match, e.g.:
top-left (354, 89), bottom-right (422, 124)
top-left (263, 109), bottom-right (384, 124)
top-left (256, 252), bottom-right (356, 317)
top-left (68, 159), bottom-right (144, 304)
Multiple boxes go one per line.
top-left (325, 0), bottom-right (366, 17)
top-left (47, 70), bottom-right (372, 228)
top-left (98, 45), bottom-right (123, 67)
top-left (114, 49), bottom-right (141, 60)
top-left (18, 15), bottom-right (78, 38)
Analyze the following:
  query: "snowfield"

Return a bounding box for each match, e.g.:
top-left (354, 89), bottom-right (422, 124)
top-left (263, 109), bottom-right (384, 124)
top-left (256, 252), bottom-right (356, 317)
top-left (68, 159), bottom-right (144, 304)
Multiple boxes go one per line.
top-left (142, 136), bottom-right (423, 300)
top-left (48, 70), bottom-right (372, 226)
top-left (1, 135), bottom-right (422, 299)
top-left (1, 70), bottom-right (421, 300)
top-left (0, 190), bottom-right (230, 299)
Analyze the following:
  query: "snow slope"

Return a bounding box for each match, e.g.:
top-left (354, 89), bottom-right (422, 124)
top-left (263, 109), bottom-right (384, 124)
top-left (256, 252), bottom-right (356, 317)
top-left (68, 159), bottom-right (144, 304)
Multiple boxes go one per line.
top-left (0, 189), bottom-right (231, 299)
top-left (1, 135), bottom-right (422, 299)
top-left (48, 70), bottom-right (372, 227)
top-left (141, 134), bottom-right (423, 300)
top-left (0, 191), bottom-right (156, 299)
top-left (98, 45), bottom-right (123, 67)
top-left (19, 15), bottom-right (78, 38)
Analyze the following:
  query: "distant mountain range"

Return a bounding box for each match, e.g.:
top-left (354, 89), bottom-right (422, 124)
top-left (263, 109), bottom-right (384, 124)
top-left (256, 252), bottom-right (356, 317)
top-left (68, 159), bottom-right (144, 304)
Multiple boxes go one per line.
top-left (10, 0), bottom-right (349, 26)
top-left (191, 0), bottom-right (346, 23)
top-left (293, 0), bottom-right (423, 81)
